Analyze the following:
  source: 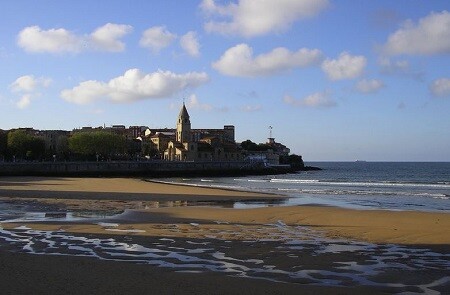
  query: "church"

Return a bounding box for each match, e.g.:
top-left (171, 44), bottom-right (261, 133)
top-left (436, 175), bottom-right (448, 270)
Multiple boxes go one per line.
top-left (163, 104), bottom-right (243, 162)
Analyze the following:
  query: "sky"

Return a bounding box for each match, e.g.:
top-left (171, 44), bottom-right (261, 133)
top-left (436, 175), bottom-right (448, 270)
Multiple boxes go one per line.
top-left (0, 0), bottom-right (449, 161)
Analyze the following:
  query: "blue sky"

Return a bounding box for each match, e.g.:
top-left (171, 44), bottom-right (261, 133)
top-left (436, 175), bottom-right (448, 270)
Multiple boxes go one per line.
top-left (1, 0), bottom-right (449, 161)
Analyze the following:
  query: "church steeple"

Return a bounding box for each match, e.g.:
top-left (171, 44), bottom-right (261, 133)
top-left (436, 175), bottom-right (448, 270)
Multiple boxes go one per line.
top-left (176, 102), bottom-right (191, 143)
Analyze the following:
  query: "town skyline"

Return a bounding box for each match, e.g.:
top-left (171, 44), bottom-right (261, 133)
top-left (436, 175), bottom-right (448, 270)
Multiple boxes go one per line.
top-left (1, 1), bottom-right (449, 161)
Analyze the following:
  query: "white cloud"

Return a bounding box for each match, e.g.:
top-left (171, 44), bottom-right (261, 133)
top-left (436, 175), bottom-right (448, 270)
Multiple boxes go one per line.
top-left (10, 75), bottom-right (52, 92)
top-left (180, 31), bottom-right (200, 57)
top-left (321, 52), bottom-right (366, 80)
top-left (139, 26), bottom-right (176, 53)
top-left (240, 104), bottom-right (262, 112)
top-left (378, 57), bottom-right (423, 80)
top-left (89, 23), bottom-right (132, 52)
top-left (186, 94), bottom-right (213, 111)
top-left (355, 79), bottom-right (385, 94)
top-left (382, 10), bottom-right (450, 55)
top-left (9, 75), bottom-right (52, 109)
top-left (18, 26), bottom-right (82, 53)
top-left (17, 23), bottom-right (132, 54)
top-left (378, 57), bottom-right (409, 74)
top-left (213, 43), bottom-right (322, 77)
top-left (16, 94), bottom-right (32, 109)
top-left (283, 92), bottom-right (336, 108)
top-left (429, 78), bottom-right (450, 97)
top-left (200, 0), bottom-right (329, 37)
top-left (61, 69), bottom-right (209, 105)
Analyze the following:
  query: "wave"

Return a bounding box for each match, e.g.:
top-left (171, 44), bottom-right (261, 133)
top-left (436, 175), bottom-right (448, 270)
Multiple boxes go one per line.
top-left (277, 188), bottom-right (449, 199)
top-left (233, 178), bottom-right (269, 183)
top-left (271, 179), bottom-right (319, 184)
top-left (270, 179), bottom-right (450, 189)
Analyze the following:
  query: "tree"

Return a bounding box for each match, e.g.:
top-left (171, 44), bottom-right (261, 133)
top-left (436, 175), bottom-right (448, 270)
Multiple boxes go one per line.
top-left (56, 136), bottom-right (69, 156)
top-left (68, 131), bottom-right (126, 159)
top-left (7, 130), bottom-right (45, 160)
top-left (240, 139), bottom-right (270, 151)
top-left (0, 130), bottom-right (7, 159)
top-left (240, 140), bottom-right (259, 151)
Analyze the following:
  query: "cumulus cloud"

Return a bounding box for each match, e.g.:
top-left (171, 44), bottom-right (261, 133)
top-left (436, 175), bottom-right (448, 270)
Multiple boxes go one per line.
top-left (180, 31), bottom-right (200, 57)
top-left (283, 92), bottom-right (336, 108)
top-left (9, 75), bottom-right (52, 109)
top-left (382, 10), bottom-right (450, 55)
top-left (213, 43), bottom-right (322, 77)
top-left (139, 26), bottom-right (177, 53)
top-left (17, 23), bottom-right (132, 54)
top-left (321, 52), bottom-right (366, 80)
top-left (16, 94), bottom-right (32, 109)
top-left (429, 78), bottom-right (450, 97)
top-left (61, 69), bottom-right (209, 105)
top-left (18, 26), bottom-right (82, 53)
top-left (10, 75), bottom-right (52, 92)
top-left (89, 23), bottom-right (133, 52)
top-left (355, 79), bottom-right (385, 94)
top-left (200, 0), bottom-right (329, 37)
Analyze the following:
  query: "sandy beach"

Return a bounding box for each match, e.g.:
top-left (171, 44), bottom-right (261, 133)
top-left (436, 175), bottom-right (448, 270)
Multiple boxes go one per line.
top-left (1, 176), bottom-right (449, 294)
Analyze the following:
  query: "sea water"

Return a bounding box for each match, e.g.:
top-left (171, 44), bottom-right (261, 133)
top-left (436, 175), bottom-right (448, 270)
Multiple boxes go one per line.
top-left (162, 162), bottom-right (450, 212)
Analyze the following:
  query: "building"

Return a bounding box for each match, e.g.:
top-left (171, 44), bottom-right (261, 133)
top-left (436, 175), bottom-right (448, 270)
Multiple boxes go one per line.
top-left (163, 104), bottom-right (243, 162)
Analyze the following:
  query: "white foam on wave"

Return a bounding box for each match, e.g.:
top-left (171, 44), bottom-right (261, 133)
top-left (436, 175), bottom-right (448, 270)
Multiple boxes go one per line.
top-left (271, 179), bottom-right (319, 184)
top-left (282, 188), bottom-right (449, 199)
top-left (271, 178), bottom-right (450, 189)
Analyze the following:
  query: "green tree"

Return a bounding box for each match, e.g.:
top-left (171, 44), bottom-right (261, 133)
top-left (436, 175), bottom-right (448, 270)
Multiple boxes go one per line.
top-left (0, 130), bottom-right (7, 159)
top-left (68, 131), bottom-right (125, 159)
top-left (7, 130), bottom-right (45, 160)
top-left (56, 136), bottom-right (69, 158)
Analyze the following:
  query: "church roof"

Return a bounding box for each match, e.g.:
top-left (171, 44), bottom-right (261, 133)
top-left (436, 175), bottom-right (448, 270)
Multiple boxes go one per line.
top-left (178, 103), bottom-right (190, 119)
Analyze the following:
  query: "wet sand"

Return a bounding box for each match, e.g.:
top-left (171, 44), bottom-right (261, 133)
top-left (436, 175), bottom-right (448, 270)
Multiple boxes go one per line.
top-left (0, 176), bottom-right (280, 201)
top-left (1, 176), bottom-right (448, 245)
top-left (1, 176), bottom-right (449, 294)
top-left (0, 250), bottom-right (383, 295)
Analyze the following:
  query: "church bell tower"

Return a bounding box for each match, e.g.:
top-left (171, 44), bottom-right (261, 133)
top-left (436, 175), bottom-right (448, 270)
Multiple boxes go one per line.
top-left (176, 103), bottom-right (191, 143)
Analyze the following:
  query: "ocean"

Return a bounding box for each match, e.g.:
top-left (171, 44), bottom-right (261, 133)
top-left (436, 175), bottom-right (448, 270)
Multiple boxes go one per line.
top-left (161, 162), bottom-right (450, 212)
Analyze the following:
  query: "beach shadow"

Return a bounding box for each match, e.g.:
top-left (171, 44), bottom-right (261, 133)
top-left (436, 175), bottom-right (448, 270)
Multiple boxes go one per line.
top-left (0, 176), bottom-right (71, 187)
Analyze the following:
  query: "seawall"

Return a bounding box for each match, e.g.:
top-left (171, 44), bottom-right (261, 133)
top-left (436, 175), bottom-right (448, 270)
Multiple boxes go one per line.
top-left (0, 161), bottom-right (293, 177)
